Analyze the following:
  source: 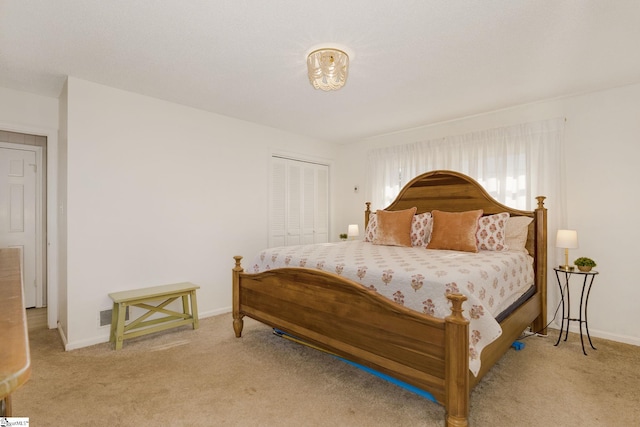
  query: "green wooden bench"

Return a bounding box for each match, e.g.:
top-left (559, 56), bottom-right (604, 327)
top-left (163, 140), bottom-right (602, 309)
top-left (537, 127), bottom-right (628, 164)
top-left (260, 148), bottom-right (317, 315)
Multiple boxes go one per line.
top-left (108, 282), bottom-right (200, 350)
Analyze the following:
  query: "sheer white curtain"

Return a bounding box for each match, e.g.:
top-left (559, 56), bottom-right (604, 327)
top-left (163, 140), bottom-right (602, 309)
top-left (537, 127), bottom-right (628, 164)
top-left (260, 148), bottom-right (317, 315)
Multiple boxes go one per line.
top-left (366, 118), bottom-right (566, 220)
top-left (366, 118), bottom-right (566, 327)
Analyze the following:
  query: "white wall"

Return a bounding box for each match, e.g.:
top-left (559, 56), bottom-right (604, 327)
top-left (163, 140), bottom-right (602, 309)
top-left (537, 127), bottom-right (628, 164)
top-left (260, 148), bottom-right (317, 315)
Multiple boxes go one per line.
top-left (336, 82), bottom-right (640, 345)
top-left (63, 77), bottom-right (338, 348)
top-left (563, 84), bottom-right (639, 343)
top-left (57, 81), bottom-right (69, 336)
top-left (0, 86), bottom-right (58, 129)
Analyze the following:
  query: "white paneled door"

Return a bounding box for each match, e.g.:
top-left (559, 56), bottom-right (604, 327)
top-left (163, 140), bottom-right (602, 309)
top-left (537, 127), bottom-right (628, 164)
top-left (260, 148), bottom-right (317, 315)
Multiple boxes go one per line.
top-left (269, 156), bottom-right (329, 248)
top-left (0, 146), bottom-right (38, 307)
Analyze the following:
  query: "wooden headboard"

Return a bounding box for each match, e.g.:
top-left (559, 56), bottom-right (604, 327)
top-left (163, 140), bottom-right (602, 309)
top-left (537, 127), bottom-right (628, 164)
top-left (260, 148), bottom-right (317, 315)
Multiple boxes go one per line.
top-left (364, 169), bottom-right (546, 257)
top-left (365, 170), bottom-right (548, 333)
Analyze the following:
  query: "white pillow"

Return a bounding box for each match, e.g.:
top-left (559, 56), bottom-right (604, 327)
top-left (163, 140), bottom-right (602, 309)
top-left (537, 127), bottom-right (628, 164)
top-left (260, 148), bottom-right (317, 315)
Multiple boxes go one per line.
top-left (505, 216), bottom-right (533, 252)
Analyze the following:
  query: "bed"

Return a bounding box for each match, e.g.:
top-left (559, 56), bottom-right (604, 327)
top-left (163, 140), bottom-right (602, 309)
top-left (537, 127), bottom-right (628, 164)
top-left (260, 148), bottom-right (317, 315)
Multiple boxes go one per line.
top-left (232, 170), bottom-right (547, 427)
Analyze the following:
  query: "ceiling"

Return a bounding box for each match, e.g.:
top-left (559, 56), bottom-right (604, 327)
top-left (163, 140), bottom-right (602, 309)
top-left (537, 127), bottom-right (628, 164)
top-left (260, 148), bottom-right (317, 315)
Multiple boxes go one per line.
top-left (2, 1), bottom-right (640, 144)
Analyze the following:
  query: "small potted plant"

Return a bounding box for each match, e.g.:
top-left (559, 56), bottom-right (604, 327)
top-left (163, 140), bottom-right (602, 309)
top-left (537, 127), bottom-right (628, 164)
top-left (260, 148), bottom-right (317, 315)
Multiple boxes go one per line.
top-left (339, 233), bottom-right (348, 241)
top-left (574, 257), bottom-right (596, 272)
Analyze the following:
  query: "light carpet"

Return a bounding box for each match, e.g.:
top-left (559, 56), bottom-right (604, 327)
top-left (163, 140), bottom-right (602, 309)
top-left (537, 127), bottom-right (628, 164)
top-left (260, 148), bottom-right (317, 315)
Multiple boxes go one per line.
top-left (14, 313), bottom-right (640, 426)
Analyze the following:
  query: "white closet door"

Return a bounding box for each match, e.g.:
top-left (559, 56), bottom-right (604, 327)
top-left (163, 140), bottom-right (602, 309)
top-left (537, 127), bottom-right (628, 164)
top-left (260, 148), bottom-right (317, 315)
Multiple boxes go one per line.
top-left (314, 166), bottom-right (329, 243)
top-left (301, 166), bottom-right (316, 244)
top-left (269, 158), bottom-right (287, 247)
top-left (286, 162), bottom-right (302, 245)
top-left (269, 157), bottom-right (329, 247)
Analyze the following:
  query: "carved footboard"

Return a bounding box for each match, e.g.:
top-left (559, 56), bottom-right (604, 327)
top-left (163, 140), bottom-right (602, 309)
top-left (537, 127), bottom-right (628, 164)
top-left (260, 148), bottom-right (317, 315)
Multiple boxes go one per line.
top-left (233, 256), bottom-right (471, 426)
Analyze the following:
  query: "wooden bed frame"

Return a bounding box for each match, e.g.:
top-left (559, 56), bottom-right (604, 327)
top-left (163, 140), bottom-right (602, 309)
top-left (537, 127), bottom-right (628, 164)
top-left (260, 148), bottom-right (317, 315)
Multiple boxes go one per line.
top-left (232, 170), bottom-right (547, 427)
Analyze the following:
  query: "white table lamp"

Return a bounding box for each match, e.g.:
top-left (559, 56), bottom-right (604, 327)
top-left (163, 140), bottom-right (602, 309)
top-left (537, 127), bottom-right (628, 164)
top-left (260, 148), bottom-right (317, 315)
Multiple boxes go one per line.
top-left (556, 229), bottom-right (578, 271)
top-left (347, 224), bottom-right (359, 240)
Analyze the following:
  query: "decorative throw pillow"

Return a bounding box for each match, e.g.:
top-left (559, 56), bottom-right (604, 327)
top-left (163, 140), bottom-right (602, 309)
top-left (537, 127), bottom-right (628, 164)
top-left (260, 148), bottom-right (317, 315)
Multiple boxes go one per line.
top-left (427, 209), bottom-right (483, 252)
top-left (476, 212), bottom-right (510, 251)
top-left (505, 216), bottom-right (533, 252)
top-left (364, 213), bottom-right (378, 242)
top-left (411, 212), bottom-right (433, 247)
top-left (372, 207), bottom-right (417, 247)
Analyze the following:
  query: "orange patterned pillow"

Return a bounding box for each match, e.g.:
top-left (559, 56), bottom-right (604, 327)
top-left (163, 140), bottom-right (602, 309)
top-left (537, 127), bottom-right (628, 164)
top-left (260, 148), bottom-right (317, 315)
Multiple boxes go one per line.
top-left (372, 207), bottom-right (417, 247)
top-left (427, 209), bottom-right (483, 252)
top-left (366, 211), bottom-right (432, 247)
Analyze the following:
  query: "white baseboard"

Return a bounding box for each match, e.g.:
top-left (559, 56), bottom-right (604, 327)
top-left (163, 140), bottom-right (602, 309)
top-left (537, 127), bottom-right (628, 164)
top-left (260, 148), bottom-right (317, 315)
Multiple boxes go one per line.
top-left (547, 325), bottom-right (640, 347)
top-left (57, 321), bottom-right (68, 349)
top-left (65, 334), bottom-right (110, 351)
top-left (198, 306), bottom-right (231, 319)
top-left (57, 308), bottom-right (640, 350)
top-left (62, 306), bottom-right (233, 351)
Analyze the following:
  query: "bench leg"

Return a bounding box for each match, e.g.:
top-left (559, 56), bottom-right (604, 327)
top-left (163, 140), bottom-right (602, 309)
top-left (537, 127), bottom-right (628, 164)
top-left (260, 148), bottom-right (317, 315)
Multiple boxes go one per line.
top-left (181, 294), bottom-right (194, 329)
top-left (182, 294), bottom-right (189, 318)
top-left (190, 290), bottom-right (199, 329)
top-left (110, 302), bottom-right (118, 344)
top-left (114, 302), bottom-right (127, 350)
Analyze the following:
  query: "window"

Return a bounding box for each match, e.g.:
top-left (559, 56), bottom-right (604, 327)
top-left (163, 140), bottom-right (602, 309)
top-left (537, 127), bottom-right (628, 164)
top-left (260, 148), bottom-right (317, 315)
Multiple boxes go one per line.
top-left (366, 118), bottom-right (565, 215)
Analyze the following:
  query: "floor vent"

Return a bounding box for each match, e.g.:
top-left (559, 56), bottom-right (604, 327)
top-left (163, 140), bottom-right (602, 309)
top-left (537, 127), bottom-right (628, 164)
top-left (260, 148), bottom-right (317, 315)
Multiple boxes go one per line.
top-left (100, 307), bottom-right (129, 326)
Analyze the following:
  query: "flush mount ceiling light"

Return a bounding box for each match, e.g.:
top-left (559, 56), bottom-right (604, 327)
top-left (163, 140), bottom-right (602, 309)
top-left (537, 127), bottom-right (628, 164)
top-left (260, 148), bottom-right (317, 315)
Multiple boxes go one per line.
top-left (307, 48), bottom-right (349, 91)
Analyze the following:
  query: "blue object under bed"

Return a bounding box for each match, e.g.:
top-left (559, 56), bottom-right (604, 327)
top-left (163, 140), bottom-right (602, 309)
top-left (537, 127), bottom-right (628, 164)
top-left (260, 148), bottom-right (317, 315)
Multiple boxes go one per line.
top-left (273, 328), bottom-right (437, 402)
top-left (273, 328), bottom-right (526, 401)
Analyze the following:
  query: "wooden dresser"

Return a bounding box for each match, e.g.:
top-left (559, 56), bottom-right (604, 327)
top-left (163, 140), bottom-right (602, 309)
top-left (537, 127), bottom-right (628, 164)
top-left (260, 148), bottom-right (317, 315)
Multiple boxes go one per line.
top-left (0, 247), bottom-right (31, 416)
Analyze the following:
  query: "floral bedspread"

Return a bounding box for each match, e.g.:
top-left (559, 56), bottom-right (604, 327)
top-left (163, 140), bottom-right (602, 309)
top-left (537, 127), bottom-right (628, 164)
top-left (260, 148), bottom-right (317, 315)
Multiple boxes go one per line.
top-left (250, 240), bottom-right (534, 376)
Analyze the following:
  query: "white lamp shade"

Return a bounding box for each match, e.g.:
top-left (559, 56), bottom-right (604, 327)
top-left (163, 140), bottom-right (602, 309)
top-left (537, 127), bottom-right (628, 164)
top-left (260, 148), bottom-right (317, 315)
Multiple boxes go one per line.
top-left (556, 229), bottom-right (578, 248)
top-left (347, 224), bottom-right (359, 237)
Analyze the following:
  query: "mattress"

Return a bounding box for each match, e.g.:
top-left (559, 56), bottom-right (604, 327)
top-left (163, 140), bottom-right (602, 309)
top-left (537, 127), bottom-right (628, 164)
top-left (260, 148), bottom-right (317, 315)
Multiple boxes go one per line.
top-left (251, 240), bottom-right (535, 376)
